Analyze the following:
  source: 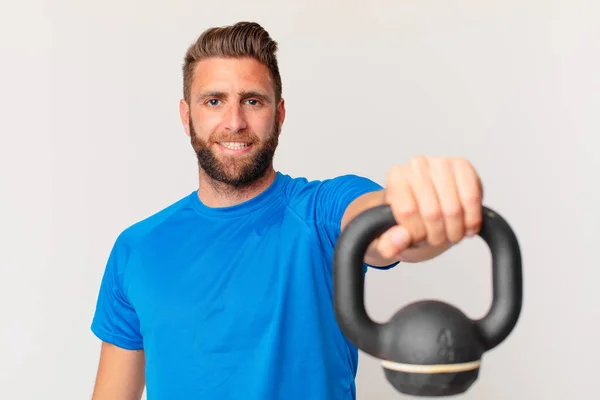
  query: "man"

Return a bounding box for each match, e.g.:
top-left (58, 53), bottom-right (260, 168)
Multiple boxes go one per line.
top-left (90, 21), bottom-right (483, 400)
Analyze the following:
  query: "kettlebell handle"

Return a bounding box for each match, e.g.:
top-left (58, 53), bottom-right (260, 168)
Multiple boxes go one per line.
top-left (333, 204), bottom-right (523, 359)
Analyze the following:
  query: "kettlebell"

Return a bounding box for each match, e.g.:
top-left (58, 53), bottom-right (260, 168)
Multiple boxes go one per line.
top-left (333, 204), bottom-right (522, 397)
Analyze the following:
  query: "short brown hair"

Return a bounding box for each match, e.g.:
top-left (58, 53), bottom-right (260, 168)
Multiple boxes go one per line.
top-left (182, 21), bottom-right (282, 104)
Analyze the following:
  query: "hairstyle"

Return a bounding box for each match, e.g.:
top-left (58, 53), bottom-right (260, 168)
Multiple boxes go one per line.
top-left (182, 21), bottom-right (282, 104)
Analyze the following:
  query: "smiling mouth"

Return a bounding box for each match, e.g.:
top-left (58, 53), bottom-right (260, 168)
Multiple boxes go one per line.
top-left (218, 142), bottom-right (251, 150)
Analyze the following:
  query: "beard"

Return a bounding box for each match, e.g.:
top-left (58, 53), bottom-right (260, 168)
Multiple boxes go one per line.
top-left (189, 114), bottom-right (280, 189)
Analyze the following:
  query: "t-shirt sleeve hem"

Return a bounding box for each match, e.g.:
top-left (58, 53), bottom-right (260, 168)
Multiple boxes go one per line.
top-left (365, 260), bottom-right (400, 270)
top-left (91, 323), bottom-right (144, 351)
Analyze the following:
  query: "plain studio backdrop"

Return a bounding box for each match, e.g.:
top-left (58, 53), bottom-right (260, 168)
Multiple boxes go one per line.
top-left (0, 0), bottom-right (598, 399)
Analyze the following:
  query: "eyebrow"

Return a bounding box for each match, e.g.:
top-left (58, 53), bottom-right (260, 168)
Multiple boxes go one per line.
top-left (195, 90), bottom-right (272, 103)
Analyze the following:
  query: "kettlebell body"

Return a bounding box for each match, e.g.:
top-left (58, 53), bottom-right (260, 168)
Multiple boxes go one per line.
top-left (333, 205), bottom-right (522, 397)
top-left (381, 301), bottom-right (485, 396)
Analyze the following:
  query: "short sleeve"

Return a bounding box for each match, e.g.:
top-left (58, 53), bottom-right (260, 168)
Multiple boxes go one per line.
top-left (313, 174), bottom-right (399, 270)
top-left (90, 234), bottom-right (143, 350)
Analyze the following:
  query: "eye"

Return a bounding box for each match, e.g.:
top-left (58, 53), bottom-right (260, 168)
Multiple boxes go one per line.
top-left (207, 99), bottom-right (221, 106)
top-left (245, 99), bottom-right (260, 106)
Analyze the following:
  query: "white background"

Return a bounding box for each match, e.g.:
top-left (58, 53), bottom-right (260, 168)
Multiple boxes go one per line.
top-left (1, 0), bottom-right (598, 398)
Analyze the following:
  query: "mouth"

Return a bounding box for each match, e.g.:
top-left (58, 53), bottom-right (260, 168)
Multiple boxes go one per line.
top-left (218, 141), bottom-right (251, 150)
top-left (215, 141), bottom-right (254, 155)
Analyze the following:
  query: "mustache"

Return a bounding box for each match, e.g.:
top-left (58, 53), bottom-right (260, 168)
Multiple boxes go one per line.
top-left (209, 132), bottom-right (260, 143)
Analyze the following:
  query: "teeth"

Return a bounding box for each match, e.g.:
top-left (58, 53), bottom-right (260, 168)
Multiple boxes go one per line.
top-left (220, 142), bottom-right (250, 150)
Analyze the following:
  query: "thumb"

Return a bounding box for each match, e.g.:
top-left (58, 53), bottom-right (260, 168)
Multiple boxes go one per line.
top-left (389, 225), bottom-right (411, 251)
top-left (377, 225), bottom-right (411, 259)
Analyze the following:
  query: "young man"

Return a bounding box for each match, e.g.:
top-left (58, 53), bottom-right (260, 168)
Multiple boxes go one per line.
top-left (90, 21), bottom-right (483, 400)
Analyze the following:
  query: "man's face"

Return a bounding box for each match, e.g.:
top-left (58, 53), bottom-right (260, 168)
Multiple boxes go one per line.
top-left (180, 57), bottom-right (285, 188)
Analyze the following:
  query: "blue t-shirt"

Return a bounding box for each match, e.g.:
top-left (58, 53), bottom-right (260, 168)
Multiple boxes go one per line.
top-left (91, 172), bottom-right (397, 400)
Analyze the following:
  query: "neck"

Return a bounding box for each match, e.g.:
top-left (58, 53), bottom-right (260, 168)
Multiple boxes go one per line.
top-left (196, 167), bottom-right (277, 208)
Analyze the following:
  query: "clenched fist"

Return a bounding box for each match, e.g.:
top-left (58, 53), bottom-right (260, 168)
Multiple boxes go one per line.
top-left (375, 156), bottom-right (483, 262)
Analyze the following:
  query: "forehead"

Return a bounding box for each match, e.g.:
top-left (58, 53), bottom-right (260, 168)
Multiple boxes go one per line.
top-left (191, 57), bottom-right (274, 94)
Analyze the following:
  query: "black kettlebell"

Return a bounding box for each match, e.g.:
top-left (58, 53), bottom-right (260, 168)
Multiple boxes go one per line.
top-left (333, 204), bottom-right (522, 397)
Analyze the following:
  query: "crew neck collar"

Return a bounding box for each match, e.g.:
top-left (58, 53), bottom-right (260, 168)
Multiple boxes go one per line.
top-left (189, 172), bottom-right (287, 218)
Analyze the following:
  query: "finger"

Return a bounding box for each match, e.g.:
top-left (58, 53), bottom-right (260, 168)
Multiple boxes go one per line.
top-left (429, 158), bottom-right (465, 243)
top-left (375, 226), bottom-right (411, 259)
top-left (386, 165), bottom-right (425, 244)
top-left (408, 156), bottom-right (446, 246)
top-left (451, 158), bottom-right (483, 236)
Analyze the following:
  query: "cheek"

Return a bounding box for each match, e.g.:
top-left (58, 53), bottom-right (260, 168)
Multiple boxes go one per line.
top-left (253, 113), bottom-right (277, 134)
top-left (191, 114), bottom-right (218, 137)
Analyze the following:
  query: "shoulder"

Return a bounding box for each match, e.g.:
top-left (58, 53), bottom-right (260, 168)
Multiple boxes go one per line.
top-left (278, 172), bottom-right (383, 221)
top-left (281, 172), bottom-right (382, 200)
top-left (111, 191), bottom-right (195, 254)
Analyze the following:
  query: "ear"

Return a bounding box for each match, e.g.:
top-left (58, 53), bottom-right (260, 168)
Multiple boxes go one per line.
top-left (180, 99), bottom-right (191, 137)
top-left (277, 98), bottom-right (286, 133)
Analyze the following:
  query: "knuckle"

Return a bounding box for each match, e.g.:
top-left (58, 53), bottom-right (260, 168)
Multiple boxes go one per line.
top-left (422, 208), bottom-right (443, 222)
top-left (429, 236), bottom-right (446, 247)
top-left (447, 226), bottom-right (465, 243)
top-left (448, 233), bottom-right (463, 244)
top-left (465, 217), bottom-right (482, 231)
top-left (412, 227), bottom-right (427, 243)
top-left (432, 157), bottom-right (450, 169)
top-left (429, 224), bottom-right (447, 246)
top-left (409, 155), bottom-right (429, 170)
top-left (464, 193), bottom-right (483, 206)
top-left (395, 203), bottom-right (418, 218)
top-left (453, 157), bottom-right (472, 169)
top-left (467, 216), bottom-right (483, 230)
top-left (387, 165), bottom-right (406, 182)
top-left (443, 206), bottom-right (463, 218)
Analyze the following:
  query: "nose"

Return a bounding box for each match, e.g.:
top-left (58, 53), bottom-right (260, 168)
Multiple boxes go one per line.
top-left (223, 103), bottom-right (247, 133)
